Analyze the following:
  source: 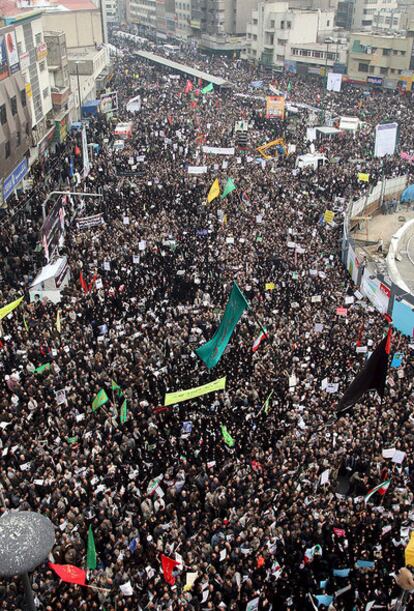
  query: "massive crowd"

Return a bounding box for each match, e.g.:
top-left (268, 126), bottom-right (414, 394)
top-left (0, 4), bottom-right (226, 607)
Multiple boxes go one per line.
top-left (1, 30), bottom-right (414, 610)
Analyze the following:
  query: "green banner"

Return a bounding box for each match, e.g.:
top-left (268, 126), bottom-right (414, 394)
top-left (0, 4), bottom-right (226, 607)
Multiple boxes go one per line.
top-left (196, 281), bottom-right (249, 369)
top-left (164, 376), bottom-right (226, 406)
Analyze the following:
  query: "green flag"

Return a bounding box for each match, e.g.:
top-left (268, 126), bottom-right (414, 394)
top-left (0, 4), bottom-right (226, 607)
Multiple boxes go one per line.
top-left (287, 80), bottom-right (292, 92)
top-left (201, 82), bottom-right (213, 94)
top-left (87, 525), bottom-right (97, 570)
top-left (34, 362), bottom-right (51, 375)
top-left (111, 379), bottom-right (123, 397)
top-left (263, 390), bottom-right (274, 416)
top-left (66, 436), bottom-right (79, 444)
top-left (220, 424), bottom-right (235, 448)
top-left (92, 389), bottom-right (109, 412)
top-left (220, 178), bottom-right (236, 200)
top-left (23, 316), bottom-right (29, 332)
top-left (196, 281), bottom-right (249, 369)
top-left (120, 399), bottom-right (127, 424)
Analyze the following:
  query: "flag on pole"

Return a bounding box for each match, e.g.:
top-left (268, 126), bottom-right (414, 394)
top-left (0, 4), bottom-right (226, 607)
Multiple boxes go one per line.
top-left (364, 479), bottom-right (391, 504)
top-left (207, 178), bottom-right (221, 203)
top-left (252, 327), bottom-right (269, 352)
top-left (23, 316), bottom-right (29, 332)
top-left (220, 178), bottom-right (236, 200)
top-left (0, 296), bottom-right (24, 321)
top-left (87, 525), bottom-right (97, 570)
top-left (220, 424), bottom-right (235, 447)
top-left (34, 362), bottom-right (51, 375)
top-left (111, 379), bottom-right (123, 397)
top-left (201, 82), bottom-right (213, 94)
top-left (287, 81), bottom-right (292, 92)
top-left (357, 172), bottom-right (370, 182)
top-left (336, 328), bottom-right (392, 417)
top-left (56, 309), bottom-right (61, 334)
top-left (196, 281), bottom-right (249, 369)
top-left (263, 390), bottom-right (274, 416)
top-left (92, 389), bottom-right (109, 412)
top-left (161, 554), bottom-right (179, 585)
top-left (88, 271), bottom-right (98, 293)
top-left (48, 563), bottom-right (87, 585)
top-left (120, 399), bottom-right (128, 424)
top-left (80, 272), bottom-right (88, 294)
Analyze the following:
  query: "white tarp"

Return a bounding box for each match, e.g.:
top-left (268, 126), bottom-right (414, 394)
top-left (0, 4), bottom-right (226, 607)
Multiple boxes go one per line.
top-left (202, 146), bottom-right (235, 155)
top-left (327, 72), bottom-right (342, 92)
top-left (374, 122), bottom-right (398, 158)
top-left (126, 95), bottom-right (141, 113)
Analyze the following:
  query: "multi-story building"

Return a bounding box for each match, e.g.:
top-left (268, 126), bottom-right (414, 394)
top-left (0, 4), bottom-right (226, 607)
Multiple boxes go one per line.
top-left (175, 0), bottom-right (191, 40)
top-left (0, 6), bottom-right (55, 167)
top-left (128, 0), bottom-right (157, 32)
top-left (244, 2), bottom-right (348, 75)
top-left (0, 24), bottom-right (32, 206)
top-left (336, 0), bottom-right (354, 29)
top-left (348, 31), bottom-right (414, 87)
top-left (351, 0), bottom-right (398, 31)
top-left (68, 45), bottom-right (110, 120)
top-left (44, 30), bottom-right (71, 143)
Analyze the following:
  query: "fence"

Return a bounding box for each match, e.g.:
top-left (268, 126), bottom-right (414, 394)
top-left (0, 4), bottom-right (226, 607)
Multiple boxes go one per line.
top-left (342, 174), bottom-right (414, 338)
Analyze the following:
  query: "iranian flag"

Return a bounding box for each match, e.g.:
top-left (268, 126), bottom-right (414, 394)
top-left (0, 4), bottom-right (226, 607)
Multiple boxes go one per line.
top-left (364, 479), bottom-right (391, 504)
top-left (252, 327), bottom-right (269, 353)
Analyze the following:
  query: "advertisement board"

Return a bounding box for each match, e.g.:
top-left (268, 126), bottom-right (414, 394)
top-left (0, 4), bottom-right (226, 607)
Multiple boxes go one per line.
top-left (5, 31), bottom-right (19, 74)
top-left (327, 73), bottom-right (342, 92)
top-left (3, 158), bottom-right (28, 201)
top-left (265, 96), bottom-right (285, 119)
top-left (0, 36), bottom-right (9, 81)
top-left (40, 196), bottom-right (66, 262)
top-left (360, 272), bottom-right (390, 313)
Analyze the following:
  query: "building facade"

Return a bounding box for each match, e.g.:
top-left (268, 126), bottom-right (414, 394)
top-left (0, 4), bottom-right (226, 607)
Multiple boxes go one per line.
top-left (0, 25), bottom-right (32, 206)
top-left (244, 2), bottom-right (347, 74)
top-left (348, 32), bottom-right (414, 86)
top-left (351, 0), bottom-right (398, 31)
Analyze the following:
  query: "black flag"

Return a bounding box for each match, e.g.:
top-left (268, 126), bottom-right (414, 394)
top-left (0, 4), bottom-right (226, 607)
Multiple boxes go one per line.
top-left (336, 328), bottom-right (392, 417)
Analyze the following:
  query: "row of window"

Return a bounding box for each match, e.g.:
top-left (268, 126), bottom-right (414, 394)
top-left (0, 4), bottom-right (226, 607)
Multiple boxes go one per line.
top-left (291, 48), bottom-right (338, 61)
top-left (0, 90), bottom-right (27, 126)
top-left (358, 62), bottom-right (403, 76)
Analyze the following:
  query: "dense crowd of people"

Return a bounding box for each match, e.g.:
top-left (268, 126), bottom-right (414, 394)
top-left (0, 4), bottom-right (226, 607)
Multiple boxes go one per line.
top-left (1, 29), bottom-right (414, 610)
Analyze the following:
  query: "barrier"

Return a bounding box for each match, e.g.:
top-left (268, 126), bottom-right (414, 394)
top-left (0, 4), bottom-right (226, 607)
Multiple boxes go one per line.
top-left (342, 174), bottom-right (414, 337)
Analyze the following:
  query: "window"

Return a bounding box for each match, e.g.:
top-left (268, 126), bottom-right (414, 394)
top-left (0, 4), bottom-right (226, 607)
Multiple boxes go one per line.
top-left (20, 89), bottom-right (26, 107)
top-left (11, 96), bottom-right (17, 115)
top-left (380, 66), bottom-right (388, 75)
top-left (0, 104), bottom-right (6, 125)
top-left (382, 48), bottom-right (391, 56)
top-left (17, 131), bottom-right (21, 147)
top-left (5, 141), bottom-right (10, 158)
top-left (286, 21), bottom-right (291, 29)
top-left (17, 41), bottom-right (22, 55)
top-left (369, 65), bottom-right (375, 73)
top-left (393, 50), bottom-right (398, 55)
top-left (270, 20), bottom-right (275, 28)
top-left (35, 32), bottom-right (42, 45)
top-left (358, 62), bottom-right (369, 72)
top-left (42, 87), bottom-right (49, 99)
top-left (40, 61), bottom-right (46, 72)
top-left (280, 20), bottom-right (285, 29)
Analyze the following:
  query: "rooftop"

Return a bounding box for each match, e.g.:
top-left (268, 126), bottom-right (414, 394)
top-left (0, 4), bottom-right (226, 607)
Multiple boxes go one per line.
top-left (0, 0), bottom-right (97, 20)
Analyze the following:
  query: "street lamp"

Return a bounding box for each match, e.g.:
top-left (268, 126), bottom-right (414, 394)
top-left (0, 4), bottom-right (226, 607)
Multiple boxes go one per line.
top-left (322, 36), bottom-right (335, 123)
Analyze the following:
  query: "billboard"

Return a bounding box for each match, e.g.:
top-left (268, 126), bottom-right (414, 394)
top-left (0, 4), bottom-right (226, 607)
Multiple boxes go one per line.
top-left (3, 158), bottom-right (28, 201)
top-left (265, 96), bottom-right (285, 119)
top-left (99, 90), bottom-right (118, 114)
top-left (327, 73), bottom-right (342, 92)
top-left (5, 31), bottom-right (19, 74)
top-left (40, 196), bottom-right (66, 262)
top-left (0, 36), bottom-right (9, 81)
top-left (374, 122), bottom-right (398, 157)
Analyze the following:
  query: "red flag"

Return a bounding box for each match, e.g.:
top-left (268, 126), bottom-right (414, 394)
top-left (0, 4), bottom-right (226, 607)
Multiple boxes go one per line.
top-left (48, 563), bottom-right (86, 585)
top-left (385, 326), bottom-right (392, 355)
top-left (184, 79), bottom-right (193, 94)
top-left (167, 115), bottom-right (173, 126)
top-left (333, 527), bottom-right (346, 538)
top-left (79, 271), bottom-right (88, 294)
top-left (88, 271), bottom-right (98, 293)
top-left (251, 460), bottom-right (263, 472)
top-left (355, 323), bottom-right (364, 347)
top-left (190, 101), bottom-right (198, 109)
top-left (161, 554), bottom-right (178, 585)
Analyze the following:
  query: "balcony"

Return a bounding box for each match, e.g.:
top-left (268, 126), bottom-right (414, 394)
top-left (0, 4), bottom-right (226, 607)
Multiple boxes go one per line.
top-left (51, 86), bottom-right (70, 109)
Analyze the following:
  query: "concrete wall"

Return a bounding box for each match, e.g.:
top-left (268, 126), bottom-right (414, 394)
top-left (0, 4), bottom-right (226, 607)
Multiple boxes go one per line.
top-left (41, 11), bottom-right (103, 48)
